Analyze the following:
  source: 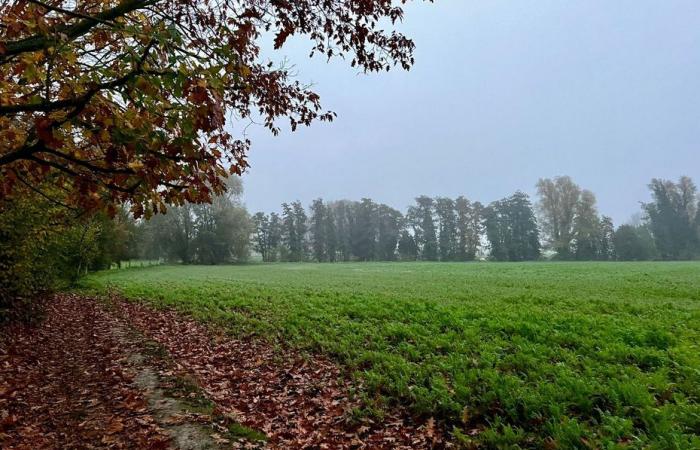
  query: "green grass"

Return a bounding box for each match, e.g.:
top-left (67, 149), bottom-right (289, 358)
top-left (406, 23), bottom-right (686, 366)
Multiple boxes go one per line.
top-left (81, 262), bottom-right (700, 449)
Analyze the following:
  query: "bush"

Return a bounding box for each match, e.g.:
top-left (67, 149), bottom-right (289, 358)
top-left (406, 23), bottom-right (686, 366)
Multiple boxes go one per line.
top-left (0, 195), bottom-right (64, 321)
top-left (0, 192), bottom-right (135, 322)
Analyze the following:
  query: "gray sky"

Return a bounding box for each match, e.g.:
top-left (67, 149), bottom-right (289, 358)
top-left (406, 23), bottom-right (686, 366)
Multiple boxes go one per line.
top-left (240, 0), bottom-right (700, 225)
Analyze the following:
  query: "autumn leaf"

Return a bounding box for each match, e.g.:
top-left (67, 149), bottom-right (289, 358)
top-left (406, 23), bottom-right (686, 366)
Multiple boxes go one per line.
top-left (0, 0), bottom-right (417, 217)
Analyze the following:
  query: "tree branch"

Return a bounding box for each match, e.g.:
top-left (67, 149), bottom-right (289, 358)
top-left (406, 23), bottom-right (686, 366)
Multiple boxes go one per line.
top-left (0, 0), bottom-right (158, 60)
top-left (11, 168), bottom-right (80, 212)
top-left (27, 0), bottom-right (117, 27)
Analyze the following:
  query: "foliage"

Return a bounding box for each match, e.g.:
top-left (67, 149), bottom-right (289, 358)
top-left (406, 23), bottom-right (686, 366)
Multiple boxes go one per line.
top-left (643, 177), bottom-right (699, 260)
top-left (252, 211), bottom-right (282, 263)
top-left (376, 204), bottom-right (403, 261)
top-left (484, 191), bottom-right (540, 261)
top-left (138, 177), bottom-right (251, 264)
top-left (280, 201), bottom-right (307, 262)
top-left (435, 197), bottom-right (457, 261)
top-left (0, 0), bottom-right (418, 217)
top-left (349, 198), bottom-right (377, 261)
top-left (537, 176), bottom-right (620, 260)
top-left (309, 198), bottom-right (329, 262)
top-left (397, 229), bottom-right (418, 261)
top-left (536, 176), bottom-right (581, 258)
top-left (614, 224), bottom-right (657, 261)
top-left (0, 189), bottom-right (134, 319)
top-left (408, 196), bottom-right (438, 261)
top-left (83, 262), bottom-right (700, 449)
top-left (454, 196), bottom-right (482, 261)
top-left (0, 193), bottom-right (64, 315)
top-left (256, 176), bottom-right (700, 263)
top-left (0, 295), bottom-right (172, 447)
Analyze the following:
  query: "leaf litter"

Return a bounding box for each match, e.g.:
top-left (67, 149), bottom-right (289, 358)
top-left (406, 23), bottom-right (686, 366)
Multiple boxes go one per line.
top-left (1, 294), bottom-right (447, 449)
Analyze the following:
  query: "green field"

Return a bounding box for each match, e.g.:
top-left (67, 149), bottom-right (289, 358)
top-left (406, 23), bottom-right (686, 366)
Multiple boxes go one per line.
top-left (81, 262), bottom-right (700, 448)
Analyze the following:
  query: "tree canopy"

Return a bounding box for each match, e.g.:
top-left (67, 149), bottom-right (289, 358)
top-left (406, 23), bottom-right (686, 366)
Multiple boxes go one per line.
top-left (0, 0), bottom-right (418, 217)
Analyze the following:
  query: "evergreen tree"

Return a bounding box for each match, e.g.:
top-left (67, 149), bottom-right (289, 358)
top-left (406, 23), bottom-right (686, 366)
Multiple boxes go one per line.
top-left (455, 196), bottom-right (473, 261)
top-left (485, 192), bottom-right (539, 261)
top-left (455, 196), bottom-right (483, 261)
top-left (468, 202), bottom-right (484, 259)
top-left (310, 198), bottom-right (328, 262)
top-left (377, 204), bottom-right (403, 260)
top-left (435, 197), bottom-right (458, 261)
top-left (484, 200), bottom-right (509, 261)
top-left (409, 196), bottom-right (438, 261)
top-left (397, 230), bottom-right (418, 261)
top-left (350, 198), bottom-right (377, 261)
top-left (281, 203), bottom-right (297, 262)
top-left (268, 212), bottom-right (282, 262)
top-left (325, 208), bottom-right (338, 262)
top-left (507, 191), bottom-right (540, 261)
top-left (598, 216), bottom-right (615, 260)
top-left (331, 201), bottom-right (352, 261)
top-left (572, 190), bottom-right (601, 260)
top-left (643, 177), bottom-right (699, 259)
top-left (292, 201), bottom-right (308, 261)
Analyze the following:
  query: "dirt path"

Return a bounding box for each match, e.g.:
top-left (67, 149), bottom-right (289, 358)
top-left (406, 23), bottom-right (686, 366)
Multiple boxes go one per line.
top-left (0, 294), bottom-right (172, 449)
top-left (1, 294), bottom-right (444, 449)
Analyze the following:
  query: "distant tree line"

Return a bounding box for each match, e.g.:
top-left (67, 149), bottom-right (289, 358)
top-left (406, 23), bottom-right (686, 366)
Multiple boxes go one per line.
top-left (4, 173), bottom-right (694, 316)
top-left (252, 192), bottom-right (540, 262)
top-left (252, 176), bottom-right (700, 262)
top-left (134, 177), bottom-right (252, 264)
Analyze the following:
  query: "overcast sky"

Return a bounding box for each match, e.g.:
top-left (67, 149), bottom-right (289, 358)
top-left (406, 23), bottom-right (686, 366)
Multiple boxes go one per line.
top-left (240, 0), bottom-right (699, 224)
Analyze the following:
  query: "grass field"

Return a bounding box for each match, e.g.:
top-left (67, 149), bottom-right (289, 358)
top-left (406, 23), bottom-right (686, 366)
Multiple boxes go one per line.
top-left (81, 262), bottom-right (700, 448)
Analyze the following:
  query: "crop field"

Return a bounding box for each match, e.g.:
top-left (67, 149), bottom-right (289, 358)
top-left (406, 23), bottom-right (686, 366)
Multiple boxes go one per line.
top-left (81, 262), bottom-right (700, 448)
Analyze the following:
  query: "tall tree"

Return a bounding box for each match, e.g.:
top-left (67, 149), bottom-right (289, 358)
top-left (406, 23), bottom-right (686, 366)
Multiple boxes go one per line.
top-left (330, 201), bottom-right (352, 262)
top-left (280, 201), bottom-right (309, 262)
top-left (268, 212), bottom-right (283, 262)
top-left (613, 224), bottom-right (656, 261)
top-left (435, 197), bottom-right (458, 261)
top-left (292, 201), bottom-right (308, 261)
top-left (397, 230), bottom-right (418, 261)
top-left (138, 177), bottom-right (251, 264)
top-left (484, 200), bottom-right (509, 262)
top-left (170, 204), bottom-right (197, 264)
top-left (409, 196), bottom-right (438, 261)
top-left (310, 198), bottom-right (328, 262)
top-left (0, 0), bottom-right (419, 217)
top-left (253, 212), bottom-right (271, 262)
top-left (484, 192), bottom-right (539, 261)
top-left (455, 196), bottom-right (482, 261)
top-left (281, 203), bottom-right (297, 262)
top-left (192, 199), bottom-right (251, 264)
top-left (643, 177), bottom-right (699, 259)
top-left (598, 216), bottom-right (615, 260)
top-left (324, 208), bottom-right (338, 263)
top-left (350, 198), bottom-right (376, 261)
top-left (253, 212), bottom-right (281, 262)
top-left (192, 177), bottom-right (250, 264)
top-left (572, 190), bottom-right (601, 260)
top-left (506, 191), bottom-right (541, 261)
top-left (376, 204), bottom-right (403, 261)
top-left (536, 176), bottom-right (581, 258)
